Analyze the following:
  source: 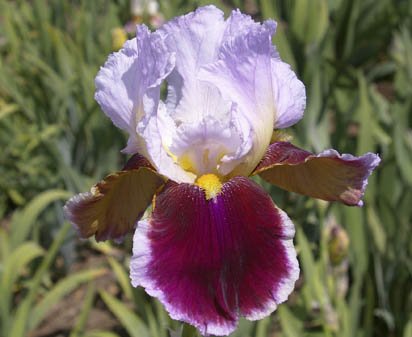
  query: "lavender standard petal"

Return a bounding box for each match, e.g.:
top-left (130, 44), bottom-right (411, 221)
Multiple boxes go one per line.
top-left (95, 25), bottom-right (175, 155)
top-left (158, 6), bottom-right (226, 123)
top-left (271, 60), bottom-right (306, 129)
top-left (198, 19), bottom-right (278, 177)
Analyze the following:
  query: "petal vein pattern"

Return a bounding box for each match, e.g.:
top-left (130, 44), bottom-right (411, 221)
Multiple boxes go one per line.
top-left (130, 177), bottom-right (299, 336)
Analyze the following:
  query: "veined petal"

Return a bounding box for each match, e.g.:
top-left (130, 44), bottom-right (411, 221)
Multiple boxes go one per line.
top-left (95, 25), bottom-right (175, 155)
top-left (254, 142), bottom-right (381, 206)
top-left (130, 177), bottom-right (299, 335)
top-left (64, 154), bottom-right (165, 241)
top-left (198, 18), bottom-right (277, 177)
top-left (159, 6), bottom-right (226, 123)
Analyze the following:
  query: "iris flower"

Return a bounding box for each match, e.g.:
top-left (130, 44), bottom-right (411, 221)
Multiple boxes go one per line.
top-left (64, 6), bottom-right (380, 336)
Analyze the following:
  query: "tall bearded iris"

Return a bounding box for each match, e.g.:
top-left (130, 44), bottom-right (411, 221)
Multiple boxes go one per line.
top-left (64, 6), bottom-right (380, 336)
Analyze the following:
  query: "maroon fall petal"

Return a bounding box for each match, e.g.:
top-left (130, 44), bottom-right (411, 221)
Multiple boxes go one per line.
top-left (121, 152), bottom-right (154, 170)
top-left (130, 177), bottom-right (299, 336)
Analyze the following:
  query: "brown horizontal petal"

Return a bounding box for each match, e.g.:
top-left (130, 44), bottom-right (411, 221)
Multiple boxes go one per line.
top-left (253, 142), bottom-right (380, 206)
top-left (64, 154), bottom-right (165, 241)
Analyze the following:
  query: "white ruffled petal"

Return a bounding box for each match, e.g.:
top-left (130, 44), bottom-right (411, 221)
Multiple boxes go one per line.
top-left (198, 18), bottom-right (277, 177)
top-left (95, 25), bottom-right (175, 156)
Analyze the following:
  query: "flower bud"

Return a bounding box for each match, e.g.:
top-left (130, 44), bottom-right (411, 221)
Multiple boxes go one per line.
top-left (111, 27), bottom-right (127, 51)
top-left (328, 225), bottom-right (350, 265)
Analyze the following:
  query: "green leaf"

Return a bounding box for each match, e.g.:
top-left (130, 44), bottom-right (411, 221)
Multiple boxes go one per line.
top-left (296, 227), bottom-right (325, 304)
top-left (181, 323), bottom-right (200, 337)
top-left (10, 190), bottom-right (71, 249)
top-left (0, 242), bottom-right (43, 336)
top-left (84, 332), bottom-right (120, 337)
top-left (393, 100), bottom-right (412, 187)
top-left (278, 305), bottom-right (304, 337)
top-left (291, 0), bottom-right (329, 45)
top-left (1, 242), bottom-right (43, 294)
top-left (228, 318), bottom-right (254, 337)
top-left (260, 0), bottom-right (280, 19)
top-left (355, 73), bottom-right (375, 155)
top-left (259, 0), bottom-right (296, 68)
top-left (344, 207), bottom-right (368, 277)
top-left (9, 222), bottom-right (71, 337)
top-left (366, 206), bottom-right (386, 254)
top-left (107, 257), bottom-right (134, 301)
top-left (255, 316), bottom-right (270, 337)
top-left (336, 0), bottom-right (361, 60)
top-left (0, 103), bottom-right (18, 121)
top-left (29, 268), bottom-right (107, 330)
top-left (70, 283), bottom-right (96, 337)
top-left (100, 290), bottom-right (150, 337)
top-left (0, 228), bottom-right (9, 261)
top-left (273, 25), bottom-right (297, 71)
top-left (404, 316), bottom-right (412, 337)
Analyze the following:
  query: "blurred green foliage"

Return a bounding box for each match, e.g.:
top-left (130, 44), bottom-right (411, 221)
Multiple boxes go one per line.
top-left (0, 0), bottom-right (411, 336)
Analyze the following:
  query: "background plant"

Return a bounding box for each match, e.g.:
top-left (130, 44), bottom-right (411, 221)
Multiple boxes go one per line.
top-left (0, 0), bottom-right (411, 336)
